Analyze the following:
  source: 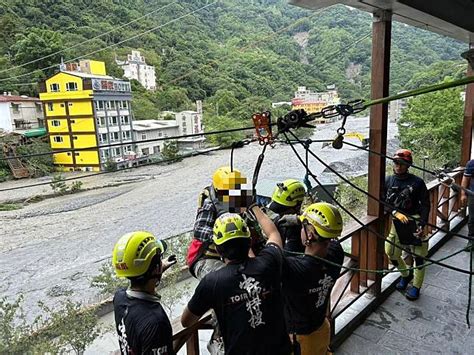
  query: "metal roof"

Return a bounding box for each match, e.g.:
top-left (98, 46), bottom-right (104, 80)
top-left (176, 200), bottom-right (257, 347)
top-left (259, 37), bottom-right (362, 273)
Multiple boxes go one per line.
top-left (289, 0), bottom-right (474, 43)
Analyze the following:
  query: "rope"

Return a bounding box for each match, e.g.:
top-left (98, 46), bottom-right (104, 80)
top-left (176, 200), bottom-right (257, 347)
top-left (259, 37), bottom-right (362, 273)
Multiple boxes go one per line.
top-left (0, 2), bottom-right (219, 82)
top-left (468, 244), bottom-right (473, 328)
top-left (284, 130), bottom-right (473, 275)
top-left (0, 125), bottom-right (255, 161)
top-left (288, 137), bottom-right (473, 242)
top-left (364, 75), bottom-right (474, 108)
top-left (284, 245), bottom-right (469, 274)
top-left (0, 143), bottom-right (236, 192)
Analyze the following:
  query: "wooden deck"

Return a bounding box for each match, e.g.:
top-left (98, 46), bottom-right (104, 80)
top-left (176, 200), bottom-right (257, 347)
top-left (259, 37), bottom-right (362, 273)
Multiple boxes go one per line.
top-left (336, 225), bottom-right (474, 354)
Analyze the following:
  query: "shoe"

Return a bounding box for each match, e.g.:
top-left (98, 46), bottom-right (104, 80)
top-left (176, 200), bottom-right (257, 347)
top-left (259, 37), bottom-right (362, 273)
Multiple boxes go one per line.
top-left (207, 337), bottom-right (225, 355)
top-left (395, 272), bottom-right (413, 291)
top-left (405, 286), bottom-right (420, 300)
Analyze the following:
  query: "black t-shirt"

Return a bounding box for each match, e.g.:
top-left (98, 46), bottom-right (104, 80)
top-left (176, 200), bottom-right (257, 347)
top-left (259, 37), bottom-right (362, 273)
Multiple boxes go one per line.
top-left (282, 241), bottom-right (344, 334)
top-left (187, 243), bottom-right (291, 355)
top-left (113, 288), bottom-right (174, 355)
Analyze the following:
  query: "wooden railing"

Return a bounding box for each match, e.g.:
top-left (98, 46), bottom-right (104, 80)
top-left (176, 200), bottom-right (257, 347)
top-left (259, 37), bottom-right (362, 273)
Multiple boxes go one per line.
top-left (172, 170), bottom-right (468, 353)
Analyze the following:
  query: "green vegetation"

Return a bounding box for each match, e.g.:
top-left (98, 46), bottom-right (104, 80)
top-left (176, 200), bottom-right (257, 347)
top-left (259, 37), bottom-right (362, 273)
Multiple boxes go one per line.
top-left (0, 0), bottom-right (466, 123)
top-left (0, 203), bottom-right (22, 211)
top-left (398, 85), bottom-right (464, 170)
top-left (50, 173), bottom-right (84, 194)
top-left (334, 175), bottom-right (368, 225)
top-left (161, 140), bottom-right (182, 162)
top-left (0, 296), bottom-right (102, 354)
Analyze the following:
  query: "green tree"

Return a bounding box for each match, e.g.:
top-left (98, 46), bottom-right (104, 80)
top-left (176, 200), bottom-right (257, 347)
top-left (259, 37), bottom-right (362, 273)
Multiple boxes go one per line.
top-left (12, 28), bottom-right (63, 76)
top-left (162, 140), bottom-right (181, 162)
top-left (203, 114), bottom-right (246, 146)
top-left (398, 86), bottom-right (464, 169)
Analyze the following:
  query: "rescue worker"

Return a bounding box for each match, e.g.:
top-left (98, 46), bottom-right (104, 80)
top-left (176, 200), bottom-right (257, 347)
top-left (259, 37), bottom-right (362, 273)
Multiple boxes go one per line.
top-left (460, 158), bottom-right (474, 250)
top-left (112, 231), bottom-right (177, 355)
top-left (186, 166), bottom-right (252, 280)
top-left (384, 149), bottom-right (430, 300)
top-left (181, 206), bottom-right (292, 355)
top-left (185, 166), bottom-right (254, 353)
top-left (265, 179), bottom-right (307, 253)
top-left (282, 202), bottom-right (344, 355)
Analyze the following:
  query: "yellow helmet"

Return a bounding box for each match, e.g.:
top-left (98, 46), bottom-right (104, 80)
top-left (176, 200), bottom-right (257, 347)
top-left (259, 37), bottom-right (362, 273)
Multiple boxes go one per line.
top-left (112, 231), bottom-right (167, 278)
top-left (299, 203), bottom-right (343, 239)
top-left (213, 213), bottom-right (250, 245)
top-left (272, 179), bottom-right (306, 207)
top-left (212, 166), bottom-right (247, 191)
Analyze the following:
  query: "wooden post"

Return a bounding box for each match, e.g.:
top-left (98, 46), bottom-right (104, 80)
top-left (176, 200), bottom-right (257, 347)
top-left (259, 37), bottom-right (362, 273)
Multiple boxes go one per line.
top-left (186, 330), bottom-right (200, 355)
top-left (366, 10), bottom-right (392, 295)
top-left (461, 46), bottom-right (474, 165)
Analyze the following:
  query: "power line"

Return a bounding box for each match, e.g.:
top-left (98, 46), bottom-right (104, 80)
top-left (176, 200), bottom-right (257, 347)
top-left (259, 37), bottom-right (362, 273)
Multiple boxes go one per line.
top-left (0, 141), bottom-right (241, 192)
top-left (0, 125), bottom-right (255, 161)
top-left (3, 6), bottom-right (326, 88)
top-left (0, 1), bottom-right (177, 75)
top-left (0, 1), bottom-right (218, 82)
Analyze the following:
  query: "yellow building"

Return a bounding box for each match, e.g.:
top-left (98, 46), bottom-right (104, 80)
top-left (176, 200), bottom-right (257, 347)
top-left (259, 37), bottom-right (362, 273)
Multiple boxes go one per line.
top-left (39, 60), bottom-right (133, 171)
top-left (291, 86), bottom-right (340, 117)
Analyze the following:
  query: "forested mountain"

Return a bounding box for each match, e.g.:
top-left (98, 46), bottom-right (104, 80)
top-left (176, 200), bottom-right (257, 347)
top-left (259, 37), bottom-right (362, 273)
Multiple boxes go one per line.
top-left (0, 0), bottom-right (468, 123)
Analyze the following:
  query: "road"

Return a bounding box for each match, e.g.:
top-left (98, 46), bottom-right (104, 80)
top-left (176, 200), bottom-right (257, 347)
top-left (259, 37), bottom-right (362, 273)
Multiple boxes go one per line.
top-left (0, 116), bottom-right (398, 320)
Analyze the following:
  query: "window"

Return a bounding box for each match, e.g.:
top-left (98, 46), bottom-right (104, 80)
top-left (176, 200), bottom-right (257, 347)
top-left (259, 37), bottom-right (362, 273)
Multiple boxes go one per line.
top-left (182, 116), bottom-right (186, 121)
top-left (51, 120), bottom-right (61, 127)
top-left (66, 82), bottom-right (78, 91)
top-left (109, 132), bottom-right (119, 141)
top-left (121, 101), bottom-right (128, 109)
top-left (158, 132), bottom-right (163, 137)
top-left (182, 121), bottom-right (186, 127)
top-left (100, 149), bottom-right (110, 159)
top-left (120, 115), bottom-right (129, 125)
top-left (36, 103), bottom-right (42, 113)
top-left (141, 133), bottom-right (147, 140)
top-left (53, 136), bottom-right (63, 143)
top-left (113, 148), bottom-right (121, 156)
top-left (47, 103), bottom-right (54, 111)
top-left (94, 101), bottom-right (104, 110)
top-left (183, 127), bottom-right (187, 134)
top-left (11, 103), bottom-right (20, 113)
top-left (122, 131), bottom-right (131, 140)
top-left (106, 101), bottom-right (116, 110)
top-left (100, 133), bottom-right (107, 143)
top-left (50, 83), bottom-right (60, 92)
top-left (109, 116), bottom-right (118, 125)
top-left (153, 146), bottom-right (160, 154)
top-left (96, 117), bottom-right (105, 127)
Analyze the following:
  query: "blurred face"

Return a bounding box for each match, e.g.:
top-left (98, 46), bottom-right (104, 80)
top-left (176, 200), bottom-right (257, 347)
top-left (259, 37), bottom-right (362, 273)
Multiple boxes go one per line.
top-left (393, 160), bottom-right (409, 175)
top-left (217, 185), bottom-right (254, 213)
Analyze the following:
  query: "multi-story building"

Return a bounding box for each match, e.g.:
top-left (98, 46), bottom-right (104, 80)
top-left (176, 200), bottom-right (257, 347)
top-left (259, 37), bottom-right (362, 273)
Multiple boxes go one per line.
top-left (175, 107), bottom-right (205, 151)
top-left (132, 120), bottom-right (179, 156)
top-left (291, 85), bottom-right (340, 115)
top-left (0, 93), bottom-right (44, 132)
top-left (116, 50), bottom-right (156, 91)
top-left (39, 60), bottom-right (133, 172)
